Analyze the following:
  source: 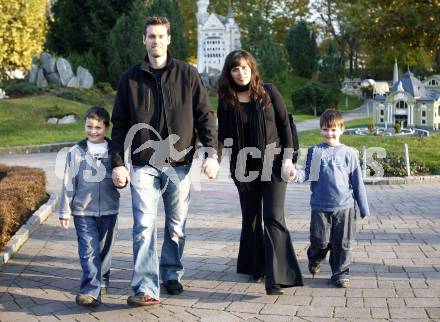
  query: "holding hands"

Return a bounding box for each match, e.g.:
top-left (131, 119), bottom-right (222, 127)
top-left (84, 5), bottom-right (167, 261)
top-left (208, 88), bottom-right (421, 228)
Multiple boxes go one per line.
top-left (281, 159), bottom-right (297, 181)
top-left (112, 166), bottom-right (130, 188)
top-left (201, 157), bottom-right (220, 179)
top-left (59, 219), bottom-right (70, 229)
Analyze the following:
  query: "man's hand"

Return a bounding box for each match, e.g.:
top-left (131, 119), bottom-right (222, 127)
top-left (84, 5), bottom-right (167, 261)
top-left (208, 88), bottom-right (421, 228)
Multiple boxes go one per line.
top-left (201, 157), bottom-right (219, 179)
top-left (112, 166), bottom-right (130, 188)
top-left (59, 219), bottom-right (70, 229)
top-left (281, 159), bottom-right (296, 181)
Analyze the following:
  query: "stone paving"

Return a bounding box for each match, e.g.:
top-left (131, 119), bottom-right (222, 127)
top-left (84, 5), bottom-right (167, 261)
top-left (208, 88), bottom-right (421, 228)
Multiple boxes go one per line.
top-left (1, 152), bottom-right (440, 321)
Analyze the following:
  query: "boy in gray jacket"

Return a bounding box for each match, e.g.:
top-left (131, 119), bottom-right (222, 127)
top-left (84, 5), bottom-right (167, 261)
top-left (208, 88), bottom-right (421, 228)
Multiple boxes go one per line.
top-left (59, 107), bottom-right (120, 306)
top-left (292, 109), bottom-right (369, 288)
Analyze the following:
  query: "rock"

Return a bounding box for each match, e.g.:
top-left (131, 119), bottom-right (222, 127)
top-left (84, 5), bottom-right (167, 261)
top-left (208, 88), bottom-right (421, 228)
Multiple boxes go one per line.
top-left (47, 118), bottom-right (58, 124)
top-left (56, 58), bottom-right (74, 86)
top-left (28, 64), bottom-right (38, 84)
top-left (58, 115), bottom-right (76, 124)
top-left (66, 76), bottom-right (79, 88)
top-left (41, 53), bottom-right (56, 74)
top-left (36, 68), bottom-right (48, 88)
top-left (46, 72), bottom-right (62, 86)
top-left (0, 88), bottom-right (8, 99)
top-left (77, 66), bottom-right (94, 88)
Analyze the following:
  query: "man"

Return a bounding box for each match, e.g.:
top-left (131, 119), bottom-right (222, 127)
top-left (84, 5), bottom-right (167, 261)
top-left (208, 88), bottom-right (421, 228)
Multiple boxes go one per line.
top-left (111, 16), bottom-right (219, 306)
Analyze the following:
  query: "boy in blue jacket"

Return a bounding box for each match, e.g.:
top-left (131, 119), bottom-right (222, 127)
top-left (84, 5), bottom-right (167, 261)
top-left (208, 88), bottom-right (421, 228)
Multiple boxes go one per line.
top-left (59, 107), bottom-right (120, 306)
top-left (292, 109), bottom-right (369, 288)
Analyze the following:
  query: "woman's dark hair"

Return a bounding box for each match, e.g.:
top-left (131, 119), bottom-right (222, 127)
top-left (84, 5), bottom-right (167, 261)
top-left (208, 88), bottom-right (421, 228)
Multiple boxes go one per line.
top-left (218, 50), bottom-right (269, 109)
top-left (84, 106), bottom-right (110, 127)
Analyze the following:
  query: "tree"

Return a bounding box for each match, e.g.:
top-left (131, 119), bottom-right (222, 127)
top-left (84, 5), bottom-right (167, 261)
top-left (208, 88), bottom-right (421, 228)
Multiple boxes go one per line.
top-left (209, 0), bottom-right (310, 44)
top-left (291, 81), bottom-right (338, 116)
top-left (107, 0), bottom-right (149, 85)
top-left (242, 10), bottom-right (288, 84)
top-left (46, 0), bottom-right (135, 80)
top-left (356, 0), bottom-right (440, 72)
top-left (148, 0), bottom-right (188, 61)
top-left (0, 0), bottom-right (48, 76)
top-left (311, 0), bottom-right (365, 77)
top-left (319, 41), bottom-right (344, 90)
top-left (285, 21), bottom-right (317, 78)
top-left (178, 0), bottom-right (197, 61)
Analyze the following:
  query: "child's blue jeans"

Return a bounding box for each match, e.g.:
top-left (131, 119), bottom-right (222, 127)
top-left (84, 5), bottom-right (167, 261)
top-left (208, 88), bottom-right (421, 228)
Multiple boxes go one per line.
top-left (73, 214), bottom-right (117, 299)
top-left (307, 208), bottom-right (356, 282)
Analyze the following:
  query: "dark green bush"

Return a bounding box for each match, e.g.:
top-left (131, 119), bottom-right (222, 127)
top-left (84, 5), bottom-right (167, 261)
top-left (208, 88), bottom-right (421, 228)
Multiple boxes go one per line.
top-left (48, 87), bottom-right (113, 108)
top-left (44, 104), bottom-right (80, 119)
top-left (95, 82), bottom-right (115, 95)
top-left (4, 81), bottom-right (42, 96)
top-left (291, 81), bottom-right (339, 115)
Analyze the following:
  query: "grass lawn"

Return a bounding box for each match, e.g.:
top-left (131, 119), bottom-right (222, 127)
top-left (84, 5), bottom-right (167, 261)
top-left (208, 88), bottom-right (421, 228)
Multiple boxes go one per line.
top-left (0, 96), bottom-right (95, 147)
top-left (298, 118), bottom-right (440, 174)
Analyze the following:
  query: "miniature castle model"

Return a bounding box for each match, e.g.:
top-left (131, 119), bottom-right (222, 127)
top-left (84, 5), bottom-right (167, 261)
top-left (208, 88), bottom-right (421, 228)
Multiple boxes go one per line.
top-left (196, 0), bottom-right (241, 73)
top-left (373, 61), bottom-right (440, 130)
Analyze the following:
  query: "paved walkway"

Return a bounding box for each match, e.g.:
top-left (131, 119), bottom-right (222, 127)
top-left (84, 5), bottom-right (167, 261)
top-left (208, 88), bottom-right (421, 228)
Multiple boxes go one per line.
top-left (1, 151), bottom-right (440, 321)
top-left (296, 101), bottom-right (372, 132)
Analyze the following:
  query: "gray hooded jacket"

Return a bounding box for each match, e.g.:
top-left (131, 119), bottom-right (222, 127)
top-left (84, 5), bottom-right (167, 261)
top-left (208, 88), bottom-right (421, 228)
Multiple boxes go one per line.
top-left (59, 138), bottom-right (120, 219)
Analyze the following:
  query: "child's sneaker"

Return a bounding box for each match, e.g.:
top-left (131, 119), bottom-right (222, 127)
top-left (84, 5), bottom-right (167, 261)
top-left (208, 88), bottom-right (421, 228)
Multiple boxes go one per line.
top-left (75, 294), bottom-right (101, 307)
top-left (308, 262), bottom-right (320, 275)
top-left (332, 278), bottom-right (350, 288)
top-left (127, 292), bottom-right (160, 306)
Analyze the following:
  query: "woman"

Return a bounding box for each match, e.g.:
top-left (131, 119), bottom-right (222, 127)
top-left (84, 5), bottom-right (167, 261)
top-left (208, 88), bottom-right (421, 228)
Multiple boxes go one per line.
top-left (217, 50), bottom-right (303, 295)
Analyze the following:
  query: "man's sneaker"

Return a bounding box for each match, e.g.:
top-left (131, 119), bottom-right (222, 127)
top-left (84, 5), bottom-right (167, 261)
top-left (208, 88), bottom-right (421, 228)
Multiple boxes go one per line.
top-left (163, 280), bottom-right (183, 295)
top-left (75, 294), bottom-right (101, 307)
top-left (332, 278), bottom-right (350, 288)
top-left (127, 292), bottom-right (160, 306)
top-left (308, 262), bottom-right (320, 276)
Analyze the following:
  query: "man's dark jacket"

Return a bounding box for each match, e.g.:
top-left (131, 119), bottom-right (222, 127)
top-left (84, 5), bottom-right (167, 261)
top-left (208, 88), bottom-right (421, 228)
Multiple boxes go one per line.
top-left (111, 54), bottom-right (217, 168)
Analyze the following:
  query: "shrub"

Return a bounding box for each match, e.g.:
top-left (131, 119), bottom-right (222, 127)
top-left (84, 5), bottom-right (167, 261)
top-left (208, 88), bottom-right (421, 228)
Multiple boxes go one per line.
top-left (48, 87), bottom-right (113, 108)
top-left (291, 81), bottom-right (339, 116)
top-left (95, 82), bottom-right (115, 95)
top-left (4, 81), bottom-right (42, 96)
top-left (365, 153), bottom-right (430, 177)
top-left (394, 123), bottom-right (401, 133)
top-left (44, 104), bottom-right (80, 119)
top-left (0, 164), bottom-right (47, 251)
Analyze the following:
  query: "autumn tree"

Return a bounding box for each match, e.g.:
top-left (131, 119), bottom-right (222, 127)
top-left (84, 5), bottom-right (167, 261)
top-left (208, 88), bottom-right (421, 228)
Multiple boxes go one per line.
top-left (0, 0), bottom-right (48, 77)
top-left (356, 0), bottom-right (440, 73)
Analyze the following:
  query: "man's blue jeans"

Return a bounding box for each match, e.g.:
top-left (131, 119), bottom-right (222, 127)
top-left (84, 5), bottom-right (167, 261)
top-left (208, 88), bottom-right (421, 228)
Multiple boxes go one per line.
top-left (130, 164), bottom-right (191, 299)
top-left (73, 214), bottom-right (117, 299)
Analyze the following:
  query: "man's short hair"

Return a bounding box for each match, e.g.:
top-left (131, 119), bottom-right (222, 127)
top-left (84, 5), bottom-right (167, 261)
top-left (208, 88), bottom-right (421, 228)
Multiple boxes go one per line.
top-left (85, 106), bottom-right (110, 127)
top-left (320, 109), bottom-right (345, 129)
top-left (144, 16), bottom-right (171, 36)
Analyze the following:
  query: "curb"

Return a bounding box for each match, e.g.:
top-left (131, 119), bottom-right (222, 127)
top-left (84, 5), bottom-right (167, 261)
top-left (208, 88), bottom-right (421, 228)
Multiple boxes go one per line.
top-left (0, 193), bottom-right (59, 266)
top-left (364, 175), bottom-right (440, 185)
top-left (0, 142), bottom-right (76, 156)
